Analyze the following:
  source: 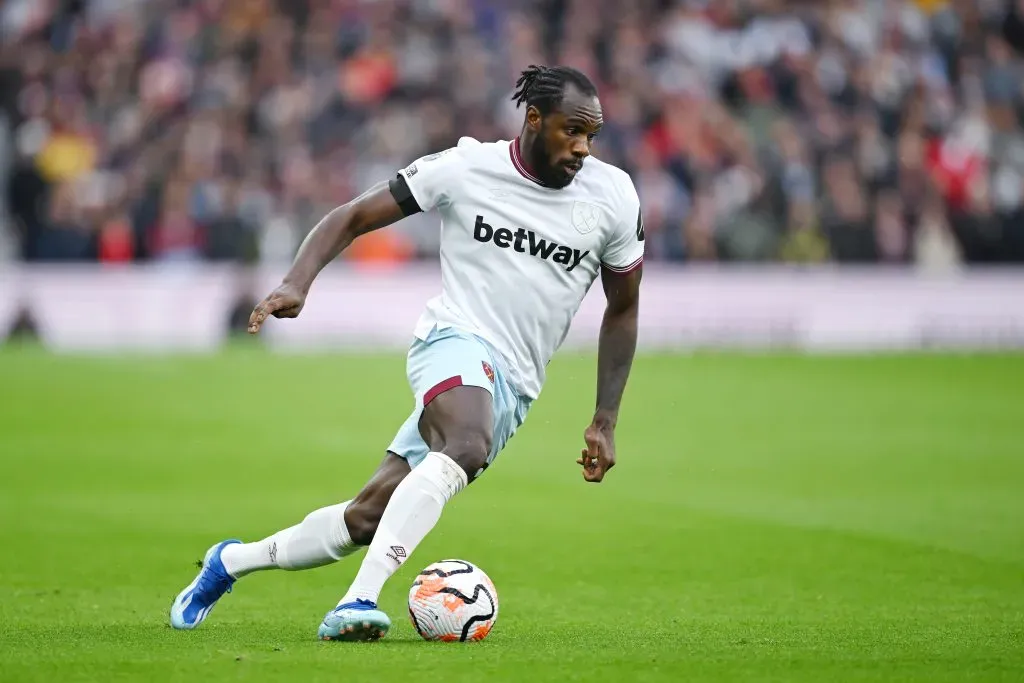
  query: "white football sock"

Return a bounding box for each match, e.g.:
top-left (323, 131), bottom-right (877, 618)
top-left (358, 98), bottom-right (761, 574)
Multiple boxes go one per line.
top-left (339, 452), bottom-right (467, 605)
top-left (220, 501), bottom-right (357, 578)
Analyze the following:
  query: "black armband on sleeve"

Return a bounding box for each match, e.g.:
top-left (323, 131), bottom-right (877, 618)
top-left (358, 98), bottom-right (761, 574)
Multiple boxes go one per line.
top-left (389, 174), bottom-right (422, 216)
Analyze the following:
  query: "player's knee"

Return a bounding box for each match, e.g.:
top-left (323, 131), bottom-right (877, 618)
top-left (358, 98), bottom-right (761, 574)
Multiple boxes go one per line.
top-left (442, 430), bottom-right (492, 479)
top-left (343, 501), bottom-right (381, 546)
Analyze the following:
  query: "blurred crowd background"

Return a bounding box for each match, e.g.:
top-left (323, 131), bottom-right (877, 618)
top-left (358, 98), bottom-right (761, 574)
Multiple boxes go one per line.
top-left (3, 0), bottom-right (1024, 270)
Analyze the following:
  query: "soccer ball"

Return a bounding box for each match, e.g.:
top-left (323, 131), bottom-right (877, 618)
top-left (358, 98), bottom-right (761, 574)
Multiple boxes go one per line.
top-left (408, 559), bottom-right (499, 642)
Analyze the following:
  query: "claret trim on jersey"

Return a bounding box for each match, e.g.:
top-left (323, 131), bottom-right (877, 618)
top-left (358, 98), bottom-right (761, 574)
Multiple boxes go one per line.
top-left (603, 255), bottom-right (643, 274)
top-left (509, 138), bottom-right (549, 187)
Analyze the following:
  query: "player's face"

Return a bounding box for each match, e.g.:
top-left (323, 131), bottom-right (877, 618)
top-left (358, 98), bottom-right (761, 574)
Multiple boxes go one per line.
top-left (528, 88), bottom-right (603, 189)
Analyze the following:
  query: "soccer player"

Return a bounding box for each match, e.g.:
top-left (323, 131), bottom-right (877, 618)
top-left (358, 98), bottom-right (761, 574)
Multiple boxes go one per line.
top-left (169, 65), bottom-right (644, 641)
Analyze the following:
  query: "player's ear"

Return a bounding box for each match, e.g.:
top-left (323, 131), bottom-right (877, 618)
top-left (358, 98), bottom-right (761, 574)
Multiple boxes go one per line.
top-left (525, 105), bottom-right (543, 132)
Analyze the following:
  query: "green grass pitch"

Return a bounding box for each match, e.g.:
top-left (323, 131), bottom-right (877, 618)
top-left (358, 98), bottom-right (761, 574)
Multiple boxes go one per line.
top-left (1, 346), bottom-right (1023, 682)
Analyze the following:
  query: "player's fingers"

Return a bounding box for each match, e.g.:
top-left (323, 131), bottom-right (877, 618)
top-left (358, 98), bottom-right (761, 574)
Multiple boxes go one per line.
top-left (247, 308), bottom-right (265, 334)
top-left (577, 449), bottom-right (599, 479)
top-left (247, 303), bottom-right (264, 329)
top-left (248, 297), bottom-right (279, 333)
top-left (248, 310), bottom-right (266, 334)
top-left (578, 449), bottom-right (602, 482)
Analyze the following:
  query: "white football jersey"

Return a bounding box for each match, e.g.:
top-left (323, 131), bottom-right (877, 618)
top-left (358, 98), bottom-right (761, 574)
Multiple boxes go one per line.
top-left (395, 136), bottom-right (644, 399)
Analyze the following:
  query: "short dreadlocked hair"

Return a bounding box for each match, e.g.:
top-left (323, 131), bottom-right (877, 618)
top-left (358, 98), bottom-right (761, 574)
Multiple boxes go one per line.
top-left (511, 65), bottom-right (598, 115)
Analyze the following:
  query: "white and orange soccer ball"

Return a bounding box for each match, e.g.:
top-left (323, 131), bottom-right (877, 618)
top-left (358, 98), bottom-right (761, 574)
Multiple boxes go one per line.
top-left (408, 559), bottom-right (499, 642)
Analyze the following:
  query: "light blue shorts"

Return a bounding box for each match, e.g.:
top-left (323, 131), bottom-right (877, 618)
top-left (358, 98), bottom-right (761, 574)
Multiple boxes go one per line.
top-left (387, 326), bottom-right (531, 476)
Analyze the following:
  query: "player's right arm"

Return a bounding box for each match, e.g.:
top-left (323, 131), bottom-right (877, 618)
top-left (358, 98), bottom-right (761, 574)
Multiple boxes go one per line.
top-left (248, 147), bottom-right (462, 334)
top-left (247, 180), bottom-right (406, 333)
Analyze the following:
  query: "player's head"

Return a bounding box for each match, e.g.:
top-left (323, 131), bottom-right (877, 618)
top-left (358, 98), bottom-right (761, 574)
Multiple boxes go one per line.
top-left (512, 65), bottom-right (602, 189)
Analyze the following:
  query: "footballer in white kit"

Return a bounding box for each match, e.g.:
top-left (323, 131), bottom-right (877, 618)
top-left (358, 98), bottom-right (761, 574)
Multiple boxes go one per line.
top-left (169, 65), bottom-right (644, 642)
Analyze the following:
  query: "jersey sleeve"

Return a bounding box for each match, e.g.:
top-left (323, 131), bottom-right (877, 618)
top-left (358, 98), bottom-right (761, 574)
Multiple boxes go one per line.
top-left (390, 147), bottom-right (464, 215)
top-left (601, 180), bottom-right (645, 274)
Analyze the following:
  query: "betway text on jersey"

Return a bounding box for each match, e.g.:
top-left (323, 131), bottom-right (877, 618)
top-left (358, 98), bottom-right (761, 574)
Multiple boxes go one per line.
top-left (473, 215), bottom-right (589, 273)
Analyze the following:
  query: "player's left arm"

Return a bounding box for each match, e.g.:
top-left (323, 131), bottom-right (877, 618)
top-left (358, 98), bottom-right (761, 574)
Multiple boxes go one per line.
top-left (578, 187), bottom-right (645, 484)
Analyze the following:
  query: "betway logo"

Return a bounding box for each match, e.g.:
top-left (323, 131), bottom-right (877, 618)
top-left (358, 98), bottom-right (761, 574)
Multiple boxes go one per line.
top-left (473, 215), bottom-right (589, 272)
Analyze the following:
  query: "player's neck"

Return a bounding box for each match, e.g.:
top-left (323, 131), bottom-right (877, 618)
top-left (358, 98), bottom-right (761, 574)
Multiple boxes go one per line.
top-left (514, 135), bottom-right (549, 188)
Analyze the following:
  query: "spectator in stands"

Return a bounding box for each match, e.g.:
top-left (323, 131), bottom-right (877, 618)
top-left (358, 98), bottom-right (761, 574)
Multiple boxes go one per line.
top-left (1, 0), bottom-right (1024, 268)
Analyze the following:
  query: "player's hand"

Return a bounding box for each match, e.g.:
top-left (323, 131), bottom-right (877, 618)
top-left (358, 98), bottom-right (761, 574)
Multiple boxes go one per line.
top-left (248, 282), bottom-right (307, 334)
top-left (577, 422), bottom-right (615, 483)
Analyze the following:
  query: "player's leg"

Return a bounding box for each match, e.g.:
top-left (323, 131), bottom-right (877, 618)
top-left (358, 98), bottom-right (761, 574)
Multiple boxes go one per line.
top-left (319, 386), bottom-right (490, 641)
top-left (169, 455), bottom-right (410, 630)
top-left (219, 453), bottom-right (410, 576)
top-left (343, 453), bottom-right (413, 545)
top-left (341, 384), bottom-right (492, 598)
top-left (318, 329), bottom-right (501, 641)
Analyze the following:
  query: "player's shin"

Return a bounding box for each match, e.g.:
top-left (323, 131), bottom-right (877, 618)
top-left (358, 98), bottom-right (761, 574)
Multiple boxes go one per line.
top-left (339, 452), bottom-right (467, 605)
top-left (220, 501), bottom-right (358, 578)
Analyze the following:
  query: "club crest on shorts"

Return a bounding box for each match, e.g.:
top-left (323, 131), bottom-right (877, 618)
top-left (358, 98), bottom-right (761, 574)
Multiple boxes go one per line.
top-left (481, 361), bottom-right (494, 384)
top-left (571, 201), bottom-right (600, 234)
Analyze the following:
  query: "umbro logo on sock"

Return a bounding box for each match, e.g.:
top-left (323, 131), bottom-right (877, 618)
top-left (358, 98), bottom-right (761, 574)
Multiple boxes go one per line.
top-left (387, 545), bottom-right (407, 564)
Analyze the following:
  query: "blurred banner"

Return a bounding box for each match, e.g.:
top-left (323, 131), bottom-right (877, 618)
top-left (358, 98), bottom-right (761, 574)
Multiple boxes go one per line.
top-left (2, 265), bottom-right (1024, 352)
